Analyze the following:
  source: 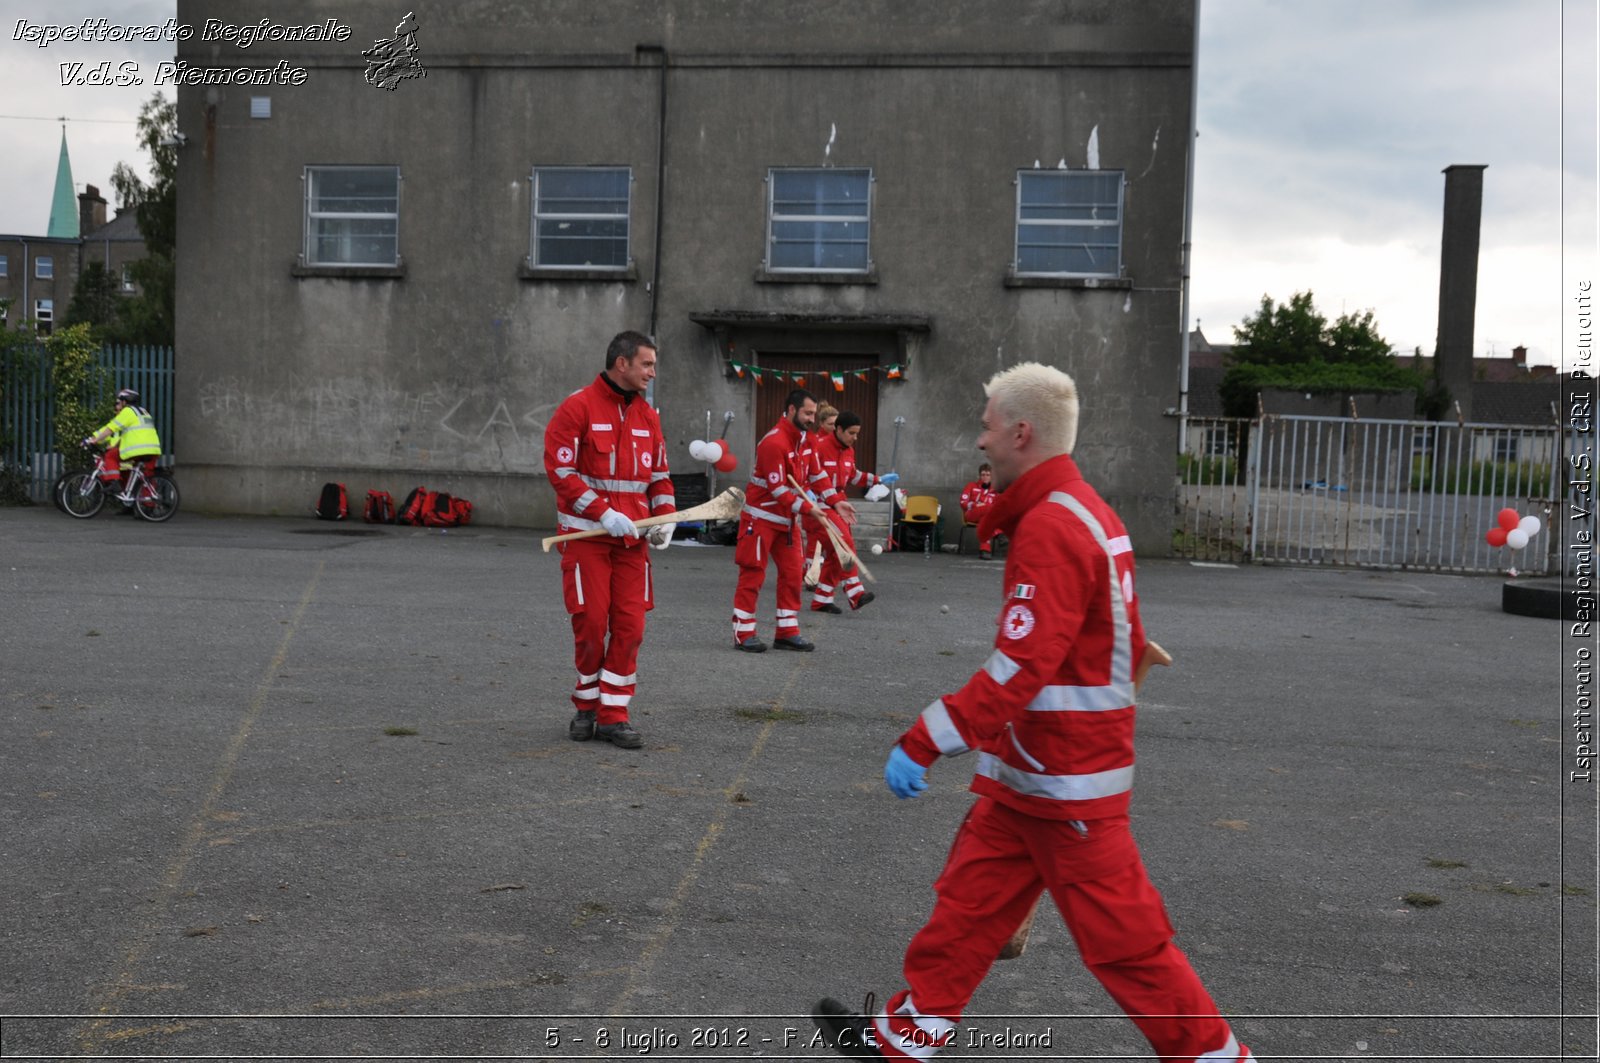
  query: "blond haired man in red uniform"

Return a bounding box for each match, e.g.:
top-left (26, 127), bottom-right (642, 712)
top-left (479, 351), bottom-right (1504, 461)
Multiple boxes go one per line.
top-left (731, 389), bottom-right (841, 652)
top-left (544, 331), bottom-right (676, 749)
top-left (813, 363), bottom-right (1250, 1063)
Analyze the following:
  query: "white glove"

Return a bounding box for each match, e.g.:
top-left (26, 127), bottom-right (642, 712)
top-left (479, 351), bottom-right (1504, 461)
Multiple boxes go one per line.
top-left (865, 484), bottom-right (889, 502)
top-left (647, 522), bottom-right (677, 550)
top-left (599, 509), bottom-right (640, 539)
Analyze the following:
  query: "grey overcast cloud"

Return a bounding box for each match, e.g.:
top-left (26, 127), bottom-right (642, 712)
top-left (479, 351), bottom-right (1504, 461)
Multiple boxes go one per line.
top-left (1, 0), bottom-right (1593, 369)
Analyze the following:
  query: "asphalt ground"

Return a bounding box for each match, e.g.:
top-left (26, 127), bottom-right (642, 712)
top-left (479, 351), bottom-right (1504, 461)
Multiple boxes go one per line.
top-left (0, 506), bottom-right (1594, 1062)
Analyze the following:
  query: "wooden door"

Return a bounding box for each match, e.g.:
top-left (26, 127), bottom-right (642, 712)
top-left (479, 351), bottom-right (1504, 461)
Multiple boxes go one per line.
top-left (750, 353), bottom-right (882, 494)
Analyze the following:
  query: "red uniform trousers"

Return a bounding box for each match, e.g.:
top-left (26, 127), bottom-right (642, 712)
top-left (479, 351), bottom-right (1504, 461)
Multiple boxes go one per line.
top-left (805, 509), bottom-right (866, 609)
top-left (875, 797), bottom-right (1241, 1062)
top-left (731, 516), bottom-right (803, 643)
top-left (559, 537), bottom-right (653, 724)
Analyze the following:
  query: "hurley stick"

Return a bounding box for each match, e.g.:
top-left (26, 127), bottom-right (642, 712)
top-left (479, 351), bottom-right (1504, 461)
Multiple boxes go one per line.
top-left (997, 640), bottom-right (1172, 960)
top-left (804, 541), bottom-right (824, 589)
top-left (541, 487), bottom-right (745, 552)
top-left (789, 476), bottom-right (874, 582)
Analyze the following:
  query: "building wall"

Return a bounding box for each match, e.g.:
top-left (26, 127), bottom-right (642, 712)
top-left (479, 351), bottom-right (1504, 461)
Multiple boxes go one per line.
top-left (0, 237), bottom-right (79, 331)
top-left (174, 0), bottom-right (1195, 549)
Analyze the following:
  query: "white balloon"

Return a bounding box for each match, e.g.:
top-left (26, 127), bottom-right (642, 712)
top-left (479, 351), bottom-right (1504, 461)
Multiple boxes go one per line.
top-left (1506, 528), bottom-right (1529, 550)
top-left (688, 440), bottom-right (707, 461)
top-left (703, 440), bottom-right (724, 463)
top-left (1518, 515), bottom-right (1542, 538)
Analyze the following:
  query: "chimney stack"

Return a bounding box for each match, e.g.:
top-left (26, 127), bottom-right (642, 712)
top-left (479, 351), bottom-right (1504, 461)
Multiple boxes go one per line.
top-left (77, 183), bottom-right (107, 236)
top-left (1512, 345), bottom-right (1527, 367)
top-left (1435, 164), bottom-right (1487, 421)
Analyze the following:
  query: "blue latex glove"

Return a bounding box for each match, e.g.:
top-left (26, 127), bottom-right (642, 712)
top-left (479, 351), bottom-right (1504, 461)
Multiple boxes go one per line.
top-left (884, 746), bottom-right (929, 799)
top-left (880, 472), bottom-right (900, 485)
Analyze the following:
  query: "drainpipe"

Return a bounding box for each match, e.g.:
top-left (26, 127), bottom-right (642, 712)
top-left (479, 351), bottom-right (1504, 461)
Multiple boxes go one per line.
top-left (636, 43), bottom-right (668, 408)
top-left (1176, 0), bottom-right (1201, 455)
top-left (636, 44), bottom-right (668, 342)
top-left (20, 237), bottom-right (29, 327)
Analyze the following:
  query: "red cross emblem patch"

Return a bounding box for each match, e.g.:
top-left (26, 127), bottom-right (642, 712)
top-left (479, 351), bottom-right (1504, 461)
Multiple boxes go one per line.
top-left (1002, 603), bottom-right (1035, 640)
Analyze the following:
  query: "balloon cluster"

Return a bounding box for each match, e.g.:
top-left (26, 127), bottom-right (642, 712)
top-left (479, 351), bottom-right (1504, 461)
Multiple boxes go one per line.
top-left (689, 439), bottom-right (738, 473)
top-left (1486, 508), bottom-right (1542, 550)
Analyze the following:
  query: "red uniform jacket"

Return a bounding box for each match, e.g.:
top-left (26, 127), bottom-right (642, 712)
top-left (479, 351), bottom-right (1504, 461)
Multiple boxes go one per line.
top-left (898, 454), bottom-right (1146, 820)
top-left (742, 418), bottom-right (843, 529)
top-left (544, 374), bottom-right (674, 543)
top-left (815, 431), bottom-right (885, 493)
top-left (959, 479), bottom-right (996, 522)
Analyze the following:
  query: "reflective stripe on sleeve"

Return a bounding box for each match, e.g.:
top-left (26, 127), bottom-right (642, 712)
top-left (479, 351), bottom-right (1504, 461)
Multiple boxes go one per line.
top-left (920, 699), bottom-right (969, 756)
top-left (983, 649), bottom-right (1021, 685)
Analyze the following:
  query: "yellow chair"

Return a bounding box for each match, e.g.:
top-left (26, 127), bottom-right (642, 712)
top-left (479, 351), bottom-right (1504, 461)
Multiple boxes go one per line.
top-left (897, 494), bottom-right (942, 554)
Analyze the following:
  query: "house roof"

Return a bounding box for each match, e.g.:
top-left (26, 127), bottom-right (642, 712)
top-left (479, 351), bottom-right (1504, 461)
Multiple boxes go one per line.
top-left (84, 210), bottom-right (143, 242)
top-left (1183, 366), bottom-right (1570, 427)
top-left (1471, 379), bottom-right (1562, 427)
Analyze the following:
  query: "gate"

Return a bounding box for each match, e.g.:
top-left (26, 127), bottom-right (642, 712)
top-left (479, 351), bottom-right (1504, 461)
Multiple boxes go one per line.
top-left (1176, 413), bottom-right (1561, 574)
top-left (1, 343), bottom-right (175, 504)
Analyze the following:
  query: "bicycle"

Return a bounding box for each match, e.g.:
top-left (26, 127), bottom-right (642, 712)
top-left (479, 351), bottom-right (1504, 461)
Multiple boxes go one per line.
top-left (57, 443), bottom-right (181, 522)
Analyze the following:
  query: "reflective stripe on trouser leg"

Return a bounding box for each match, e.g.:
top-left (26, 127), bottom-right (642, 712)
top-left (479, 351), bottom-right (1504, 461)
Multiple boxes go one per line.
top-left (596, 545), bottom-right (649, 725)
top-left (562, 541), bottom-right (614, 713)
top-left (572, 671), bottom-right (600, 712)
top-left (842, 574), bottom-right (865, 605)
top-left (733, 521), bottom-right (775, 642)
top-left (872, 991), bottom-right (956, 1060)
top-left (812, 580), bottom-right (836, 606)
top-left (772, 530), bottom-right (803, 636)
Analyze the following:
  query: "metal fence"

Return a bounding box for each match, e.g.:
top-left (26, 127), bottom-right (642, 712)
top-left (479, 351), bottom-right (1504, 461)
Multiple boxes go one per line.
top-left (1176, 414), bottom-right (1562, 574)
top-left (1, 343), bottom-right (175, 503)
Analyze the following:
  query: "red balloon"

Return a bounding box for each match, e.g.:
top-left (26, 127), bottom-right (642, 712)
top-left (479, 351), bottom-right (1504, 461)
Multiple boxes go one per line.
top-left (714, 449), bottom-right (738, 473)
top-left (1496, 508), bottom-right (1521, 531)
top-left (1486, 527), bottom-right (1509, 547)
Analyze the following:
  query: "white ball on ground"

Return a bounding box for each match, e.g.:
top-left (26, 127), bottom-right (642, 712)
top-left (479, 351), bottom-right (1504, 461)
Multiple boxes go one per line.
top-left (940, 604), bottom-right (950, 613)
top-left (870, 543), bottom-right (883, 555)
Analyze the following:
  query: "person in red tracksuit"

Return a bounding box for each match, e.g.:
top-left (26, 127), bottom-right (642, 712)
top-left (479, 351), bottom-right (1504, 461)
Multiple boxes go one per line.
top-left (813, 363), bottom-right (1251, 1063)
top-left (958, 463), bottom-right (998, 558)
top-left (810, 410), bottom-right (897, 612)
top-left (731, 389), bottom-right (842, 652)
top-left (544, 331), bottom-right (676, 750)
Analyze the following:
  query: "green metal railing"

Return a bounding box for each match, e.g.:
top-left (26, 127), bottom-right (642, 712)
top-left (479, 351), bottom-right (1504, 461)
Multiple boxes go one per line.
top-left (2, 343), bottom-right (174, 503)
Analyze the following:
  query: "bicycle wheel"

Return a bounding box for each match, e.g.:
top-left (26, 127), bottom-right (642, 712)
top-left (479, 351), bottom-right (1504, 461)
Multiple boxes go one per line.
top-left (60, 472), bottom-right (106, 518)
top-left (134, 473), bottom-right (180, 522)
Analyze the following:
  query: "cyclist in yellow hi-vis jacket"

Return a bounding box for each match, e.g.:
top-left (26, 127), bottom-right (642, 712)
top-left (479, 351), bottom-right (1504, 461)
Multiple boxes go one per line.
top-left (86, 388), bottom-right (162, 501)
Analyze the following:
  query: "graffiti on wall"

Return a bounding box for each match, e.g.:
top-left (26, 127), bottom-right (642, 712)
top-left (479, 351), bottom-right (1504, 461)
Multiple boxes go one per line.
top-left (197, 373), bottom-right (560, 471)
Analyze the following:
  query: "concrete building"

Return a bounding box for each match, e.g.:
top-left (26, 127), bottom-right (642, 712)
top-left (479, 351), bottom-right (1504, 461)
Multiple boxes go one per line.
top-left (1, 184), bottom-right (146, 336)
top-left (173, 0), bottom-right (1198, 548)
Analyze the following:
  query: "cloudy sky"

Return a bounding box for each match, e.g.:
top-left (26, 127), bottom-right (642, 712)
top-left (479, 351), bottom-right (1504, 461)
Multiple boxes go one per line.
top-left (0, 1), bottom-right (1593, 369)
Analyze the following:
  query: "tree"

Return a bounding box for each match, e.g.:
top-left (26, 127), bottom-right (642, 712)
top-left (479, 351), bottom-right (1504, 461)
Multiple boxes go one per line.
top-left (1220, 291), bottom-right (1429, 418)
top-left (107, 94), bottom-right (177, 346)
top-left (63, 262), bottom-right (122, 333)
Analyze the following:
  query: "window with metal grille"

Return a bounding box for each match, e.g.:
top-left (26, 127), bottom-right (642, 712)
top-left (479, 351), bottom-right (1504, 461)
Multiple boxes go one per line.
top-left (1014, 170), bottom-right (1124, 278)
top-left (530, 167), bottom-right (632, 269)
top-left (766, 168), bottom-right (871, 272)
top-left (303, 166), bottom-right (400, 267)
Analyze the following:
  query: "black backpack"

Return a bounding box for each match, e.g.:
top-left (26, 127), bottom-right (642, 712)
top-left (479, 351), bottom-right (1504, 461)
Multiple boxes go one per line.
top-left (315, 482), bottom-right (348, 521)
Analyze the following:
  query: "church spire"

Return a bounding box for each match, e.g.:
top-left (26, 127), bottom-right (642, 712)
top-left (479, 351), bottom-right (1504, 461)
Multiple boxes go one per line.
top-left (47, 127), bottom-right (78, 238)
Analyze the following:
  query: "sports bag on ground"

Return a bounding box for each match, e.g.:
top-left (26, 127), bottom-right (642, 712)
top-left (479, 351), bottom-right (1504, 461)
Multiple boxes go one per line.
top-left (315, 482), bottom-right (348, 521)
top-left (364, 489), bottom-right (395, 524)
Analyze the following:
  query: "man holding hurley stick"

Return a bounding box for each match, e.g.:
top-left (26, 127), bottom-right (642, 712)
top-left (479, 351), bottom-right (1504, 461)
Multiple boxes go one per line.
top-left (813, 363), bottom-right (1250, 1062)
top-left (542, 331), bottom-right (675, 750)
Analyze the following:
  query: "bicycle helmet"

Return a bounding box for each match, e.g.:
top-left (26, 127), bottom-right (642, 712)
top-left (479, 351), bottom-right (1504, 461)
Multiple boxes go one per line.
top-left (116, 388), bottom-right (140, 404)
